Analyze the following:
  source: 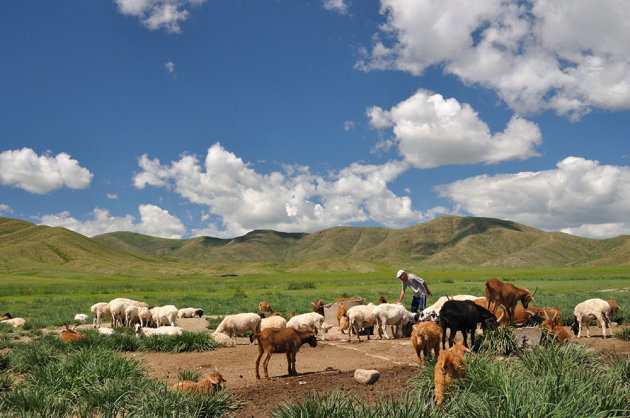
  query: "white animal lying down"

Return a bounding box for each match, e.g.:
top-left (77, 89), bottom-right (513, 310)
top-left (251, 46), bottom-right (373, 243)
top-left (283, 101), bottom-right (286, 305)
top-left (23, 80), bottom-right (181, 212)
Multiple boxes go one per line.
top-left (1, 318), bottom-right (26, 328)
top-left (98, 327), bottom-right (114, 335)
top-left (74, 313), bottom-right (89, 322)
top-left (135, 323), bottom-right (183, 337)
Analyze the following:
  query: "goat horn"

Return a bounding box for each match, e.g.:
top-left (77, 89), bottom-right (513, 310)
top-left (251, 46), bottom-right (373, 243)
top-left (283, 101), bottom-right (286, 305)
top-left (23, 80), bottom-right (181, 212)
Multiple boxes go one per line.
top-left (524, 309), bottom-right (536, 316)
top-left (497, 310), bottom-right (505, 323)
top-left (531, 286), bottom-right (538, 297)
top-left (551, 311), bottom-right (557, 321)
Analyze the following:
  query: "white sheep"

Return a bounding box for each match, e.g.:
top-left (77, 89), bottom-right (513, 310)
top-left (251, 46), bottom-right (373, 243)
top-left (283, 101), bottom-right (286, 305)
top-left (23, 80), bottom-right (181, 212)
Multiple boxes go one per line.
top-left (346, 304), bottom-right (377, 343)
top-left (90, 302), bottom-right (111, 328)
top-left (98, 327), bottom-right (114, 335)
top-left (571, 298), bottom-right (614, 338)
top-left (177, 308), bottom-right (204, 318)
top-left (211, 331), bottom-right (236, 347)
top-left (1, 318), bottom-right (25, 328)
top-left (135, 323), bottom-right (183, 337)
top-left (420, 295), bottom-right (479, 322)
top-left (109, 298), bottom-right (149, 328)
top-left (373, 303), bottom-right (418, 339)
top-left (125, 305), bottom-right (141, 326)
top-left (137, 306), bottom-right (152, 327)
top-left (74, 313), bottom-right (89, 322)
top-left (286, 312), bottom-right (324, 337)
top-left (212, 313), bottom-right (262, 345)
top-left (260, 315), bottom-right (287, 330)
top-left (150, 305), bottom-right (179, 327)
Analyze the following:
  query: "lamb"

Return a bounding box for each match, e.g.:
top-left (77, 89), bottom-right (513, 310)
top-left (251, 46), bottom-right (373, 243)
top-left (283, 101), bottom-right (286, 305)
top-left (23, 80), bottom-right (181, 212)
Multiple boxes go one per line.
top-left (135, 323), bottom-right (183, 337)
top-left (420, 295), bottom-right (479, 322)
top-left (212, 313), bottom-right (262, 345)
top-left (61, 324), bottom-right (86, 343)
top-left (177, 308), bottom-right (204, 318)
top-left (74, 313), bottom-right (89, 322)
top-left (411, 321), bottom-right (442, 365)
top-left (150, 305), bottom-right (179, 327)
top-left (434, 343), bottom-right (470, 405)
top-left (253, 327), bottom-right (317, 380)
top-left (1, 317), bottom-right (26, 328)
top-left (98, 327), bottom-right (114, 335)
top-left (372, 303), bottom-right (419, 340)
top-left (571, 298), bottom-right (614, 338)
top-left (347, 303), bottom-right (377, 343)
top-left (260, 315), bottom-right (287, 331)
top-left (90, 302), bottom-right (111, 328)
top-left (169, 368), bottom-right (226, 394)
top-left (286, 312), bottom-right (324, 337)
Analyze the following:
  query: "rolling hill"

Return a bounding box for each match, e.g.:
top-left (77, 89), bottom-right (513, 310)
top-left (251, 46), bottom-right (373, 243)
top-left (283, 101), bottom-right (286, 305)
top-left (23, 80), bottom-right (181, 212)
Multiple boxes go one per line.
top-left (2, 215), bottom-right (630, 274)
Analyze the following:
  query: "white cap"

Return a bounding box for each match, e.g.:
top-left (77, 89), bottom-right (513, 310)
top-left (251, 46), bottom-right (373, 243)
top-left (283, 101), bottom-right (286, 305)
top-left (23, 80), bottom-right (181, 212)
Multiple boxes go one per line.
top-left (396, 270), bottom-right (405, 279)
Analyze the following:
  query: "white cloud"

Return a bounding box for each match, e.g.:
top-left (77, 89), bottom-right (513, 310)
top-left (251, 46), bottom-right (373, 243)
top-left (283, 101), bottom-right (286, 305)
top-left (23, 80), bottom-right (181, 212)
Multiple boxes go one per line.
top-left (107, 193), bottom-right (118, 200)
top-left (323, 0), bottom-right (349, 15)
top-left (436, 157), bottom-right (630, 238)
top-left (133, 143), bottom-right (448, 237)
top-left (0, 148), bottom-right (93, 194)
top-left (367, 90), bottom-right (542, 168)
top-left (38, 204), bottom-right (186, 238)
top-left (344, 120), bottom-right (355, 131)
top-left (115, 0), bottom-right (206, 33)
top-left (0, 204), bottom-right (13, 215)
top-left (165, 61), bottom-right (175, 74)
top-left (359, 0), bottom-right (630, 119)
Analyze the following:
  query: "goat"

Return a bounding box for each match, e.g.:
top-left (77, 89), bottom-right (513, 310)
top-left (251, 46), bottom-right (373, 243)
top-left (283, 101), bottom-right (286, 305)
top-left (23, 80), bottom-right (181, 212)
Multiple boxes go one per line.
top-left (259, 301), bottom-right (274, 315)
top-left (435, 343), bottom-right (470, 405)
top-left (61, 324), bottom-right (86, 343)
top-left (439, 300), bottom-right (499, 349)
top-left (312, 299), bottom-right (325, 315)
top-left (253, 327), bottom-right (317, 380)
top-left (169, 368), bottom-right (226, 394)
top-left (541, 317), bottom-right (570, 344)
top-left (411, 321), bottom-right (441, 365)
top-left (485, 278), bottom-right (537, 325)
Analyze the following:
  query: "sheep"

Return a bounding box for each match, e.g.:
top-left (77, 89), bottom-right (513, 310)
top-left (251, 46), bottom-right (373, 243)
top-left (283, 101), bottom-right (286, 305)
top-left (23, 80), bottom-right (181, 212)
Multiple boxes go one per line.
top-left (253, 327), bottom-right (317, 380)
top-left (213, 313), bottom-right (261, 345)
top-left (312, 299), bottom-right (325, 315)
top-left (571, 298), bottom-right (613, 338)
top-left (125, 305), bottom-right (141, 327)
top-left (286, 312), bottom-right (324, 337)
top-left (61, 324), bottom-right (86, 343)
top-left (98, 327), bottom-right (114, 335)
top-left (347, 304), bottom-right (377, 343)
top-left (372, 303), bottom-right (419, 340)
top-left (212, 331), bottom-right (236, 347)
top-left (435, 343), bottom-right (470, 405)
top-left (137, 306), bottom-right (152, 327)
top-left (420, 295), bottom-right (479, 322)
top-left (260, 315), bottom-right (287, 331)
top-left (109, 298), bottom-right (149, 328)
top-left (74, 313), bottom-right (89, 322)
top-left (150, 305), bottom-right (179, 327)
top-left (1, 317), bottom-right (25, 328)
top-left (90, 302), bottom-right (111, 328)
top-left (259, 301), bottom-right (274, 315)
top-left (177, 308), bottom-right (204, 318)
top-left (169, 368), bottom-right (226, 394)
top-left (135, 323), bottom-right (183, 337)
top-left (411, 321), bottom-right (442, 365)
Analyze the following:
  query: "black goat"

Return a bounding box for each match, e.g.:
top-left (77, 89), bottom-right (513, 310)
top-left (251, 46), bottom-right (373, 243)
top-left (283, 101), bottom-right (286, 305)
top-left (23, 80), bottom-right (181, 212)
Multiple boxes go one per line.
top-left (439, 300), bottom-right (498, 349)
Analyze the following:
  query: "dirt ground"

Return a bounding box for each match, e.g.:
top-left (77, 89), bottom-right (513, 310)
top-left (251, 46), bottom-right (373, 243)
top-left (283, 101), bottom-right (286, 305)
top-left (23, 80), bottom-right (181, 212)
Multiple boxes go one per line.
top-left (105, 318), bottom-right (630, 418)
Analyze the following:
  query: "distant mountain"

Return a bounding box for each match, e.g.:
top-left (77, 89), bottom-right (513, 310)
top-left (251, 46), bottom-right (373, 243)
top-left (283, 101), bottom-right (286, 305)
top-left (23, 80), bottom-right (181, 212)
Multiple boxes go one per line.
top-left (3, 215), bottom-right (630, 274)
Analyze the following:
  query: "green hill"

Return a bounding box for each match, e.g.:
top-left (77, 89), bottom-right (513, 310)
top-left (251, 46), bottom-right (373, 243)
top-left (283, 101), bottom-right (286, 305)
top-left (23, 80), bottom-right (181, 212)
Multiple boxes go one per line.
top-left (3, 215), bottom-right (630, 274)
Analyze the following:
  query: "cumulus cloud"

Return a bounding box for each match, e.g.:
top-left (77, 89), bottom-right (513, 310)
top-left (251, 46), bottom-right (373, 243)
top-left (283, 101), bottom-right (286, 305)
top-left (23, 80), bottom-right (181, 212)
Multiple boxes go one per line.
top-left (323, 0), bottom-right (349, 15)
top-left (0, 204), bottom-right (13, 215)
top-left (165, 61), bottom-right (175, 74)
top-left (133, 143), bottom-right (447, 237)
top-left (436, 157), bottom-right (630, 238)
top-left (367, 90), bottom-right (542, 168)
top-left (0, 148), bottom-right (93, 194)
top-left (38, 204), bottom-right (186, 238)
top-left (115, 0), bottom-right (206, 33)
top-left (107, 193), bottom-right (118, 200)
top-left (359, 0), bottom-right (630, 119)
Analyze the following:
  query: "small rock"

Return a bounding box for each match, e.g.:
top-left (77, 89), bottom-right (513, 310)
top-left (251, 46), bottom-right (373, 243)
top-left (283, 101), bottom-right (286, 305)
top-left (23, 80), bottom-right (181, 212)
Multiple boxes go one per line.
top-left (298, 381), bottom-right (307, 385)
top-left (354, 369), bottom-right (380, 385)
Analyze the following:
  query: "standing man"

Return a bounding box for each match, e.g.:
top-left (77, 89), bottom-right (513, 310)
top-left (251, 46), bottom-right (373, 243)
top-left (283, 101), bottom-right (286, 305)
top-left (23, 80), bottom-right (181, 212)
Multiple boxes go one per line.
top-left (395, 270), bottom-right (432, 313)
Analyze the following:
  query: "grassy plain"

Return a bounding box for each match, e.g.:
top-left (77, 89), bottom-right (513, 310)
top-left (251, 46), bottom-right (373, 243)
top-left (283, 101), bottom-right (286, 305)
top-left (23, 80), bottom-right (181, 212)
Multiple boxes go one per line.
top-left (1, 266), bottom-right (629, 328)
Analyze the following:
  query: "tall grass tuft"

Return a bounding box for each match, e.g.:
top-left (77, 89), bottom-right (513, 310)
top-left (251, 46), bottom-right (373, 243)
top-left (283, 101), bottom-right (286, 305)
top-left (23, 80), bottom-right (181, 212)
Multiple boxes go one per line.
top-left (474, 327), bottom-right (519, 356)
top-left (178, 368), bottom-right (203, 382)
top-left (614, 327), bottom-right (630, 341)
top-left (286, 281), bottom-right (316, 290)
top-left (137, 331), bottom-right (219, 353)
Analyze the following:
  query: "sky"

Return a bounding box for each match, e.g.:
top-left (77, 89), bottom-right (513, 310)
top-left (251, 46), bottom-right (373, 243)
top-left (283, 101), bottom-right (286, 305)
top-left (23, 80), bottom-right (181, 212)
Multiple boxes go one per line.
top-left (1, 0), bottom-right (629, 240)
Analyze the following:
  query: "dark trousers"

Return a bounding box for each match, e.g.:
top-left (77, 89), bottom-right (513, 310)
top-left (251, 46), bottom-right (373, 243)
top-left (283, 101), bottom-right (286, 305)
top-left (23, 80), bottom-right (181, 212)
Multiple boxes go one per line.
top-left (410, 295), bottom-right (426, 313)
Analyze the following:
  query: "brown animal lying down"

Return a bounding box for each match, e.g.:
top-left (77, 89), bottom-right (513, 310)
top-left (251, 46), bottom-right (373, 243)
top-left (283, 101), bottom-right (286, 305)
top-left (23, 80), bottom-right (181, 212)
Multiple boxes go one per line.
top-left (253, 327), bottom-right (317, 380)
top-left (169, 369), bottom-right (226, 394)
top-left (434, 343), bottom-right (470, 405)
top-left (61, 324), bottom-right (86, 343)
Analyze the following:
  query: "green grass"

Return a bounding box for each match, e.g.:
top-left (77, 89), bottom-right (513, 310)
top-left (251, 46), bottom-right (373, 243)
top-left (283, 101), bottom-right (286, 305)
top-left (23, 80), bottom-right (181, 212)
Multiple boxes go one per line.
top-left (615, 327), bottom-right (630, 341)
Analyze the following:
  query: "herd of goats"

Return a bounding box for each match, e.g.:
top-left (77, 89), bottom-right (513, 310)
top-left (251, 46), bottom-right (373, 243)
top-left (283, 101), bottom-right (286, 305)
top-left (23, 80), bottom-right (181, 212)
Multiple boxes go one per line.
top-left (0, 277), bottom-right (622, 405)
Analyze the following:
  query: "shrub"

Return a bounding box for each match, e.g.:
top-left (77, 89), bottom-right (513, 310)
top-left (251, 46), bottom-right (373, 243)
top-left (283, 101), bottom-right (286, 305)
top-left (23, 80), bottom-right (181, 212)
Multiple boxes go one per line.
top-left (614, 327), bottom-right (630, 341)
top-left (474, 327), bottom-right (519, 356)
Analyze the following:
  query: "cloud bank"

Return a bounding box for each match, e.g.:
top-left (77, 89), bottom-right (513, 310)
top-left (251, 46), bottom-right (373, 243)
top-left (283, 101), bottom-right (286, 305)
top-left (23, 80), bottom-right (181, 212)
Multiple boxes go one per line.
top-left (0, 148), bottom-right (93, 194)
top-left (115, 0), bottom-right (206, 33)
top-left (359, 0), bottom-right (630, 119)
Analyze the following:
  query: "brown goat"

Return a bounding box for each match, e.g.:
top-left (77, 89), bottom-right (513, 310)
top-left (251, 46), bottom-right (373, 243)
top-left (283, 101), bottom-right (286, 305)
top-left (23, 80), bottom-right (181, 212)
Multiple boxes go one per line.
top-left (259, 301), bottom-right (274, 315)
top-left (253, 327), bottom-right (317, 380)
top-left (411, 321), bottom-right (441, 365)
top-left (434, 343), bottom-right (470, 405)
top-left (169, 369), bottom-right (226, 394)
top-left (339, 316), bottom-right (349, 333)
top-left (336, 304), bottom-right (349, 333)
top-left (61, 324), bottom-right (86, 343)
top-left (312, 299), bottom-right (325, 315)
top-left (485, 278), bottom-right (537, 325)
top-left (541, 319), bottom-right (570, 344)
top-left (526, 306), bottom-right (562, 326)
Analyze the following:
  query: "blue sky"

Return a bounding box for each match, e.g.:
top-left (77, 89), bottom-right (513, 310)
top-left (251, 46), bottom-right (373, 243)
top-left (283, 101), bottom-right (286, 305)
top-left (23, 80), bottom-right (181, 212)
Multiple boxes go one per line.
top-left (1, 0), bottom-right (629, 239)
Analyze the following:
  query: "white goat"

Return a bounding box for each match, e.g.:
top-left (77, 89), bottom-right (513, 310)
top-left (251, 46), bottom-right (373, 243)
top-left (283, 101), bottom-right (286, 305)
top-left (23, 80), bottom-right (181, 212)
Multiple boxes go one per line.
top-left (177, 308), bottom-right (204, 318)
top-left (260, 315), bottom-right (287, 330)
top-left (347, 304), bottom-right (377, 343)
top-left (135, 323), bottom-right (183, 337)
top-left (90, 302), bottom-right (111, 328)
top-left (420, 295), bottom-right (479, 322)
top-left (373, 303), bottom-right (418, 339)
top-left (150, 305), bottom-right (179, 327)
top-left (212, 313), bottom-right (261, 345)
top-left (286, 312), bottom-right (324, 337)
top-left (571, 298), bottom-right (614, 338)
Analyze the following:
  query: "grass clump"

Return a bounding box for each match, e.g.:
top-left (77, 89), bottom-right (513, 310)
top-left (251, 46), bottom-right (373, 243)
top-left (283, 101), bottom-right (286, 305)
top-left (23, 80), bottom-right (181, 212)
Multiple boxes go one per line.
top-left (137, 331), bottom-right (219, 353)
top-left (286, 281), bottom-right (316, 290)
top-left (614, 327), bottom-right (630, 341)
top-left (178, 368), bottom-right (203, 382)
top-left (474, 327), bottom-right (519, 356)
